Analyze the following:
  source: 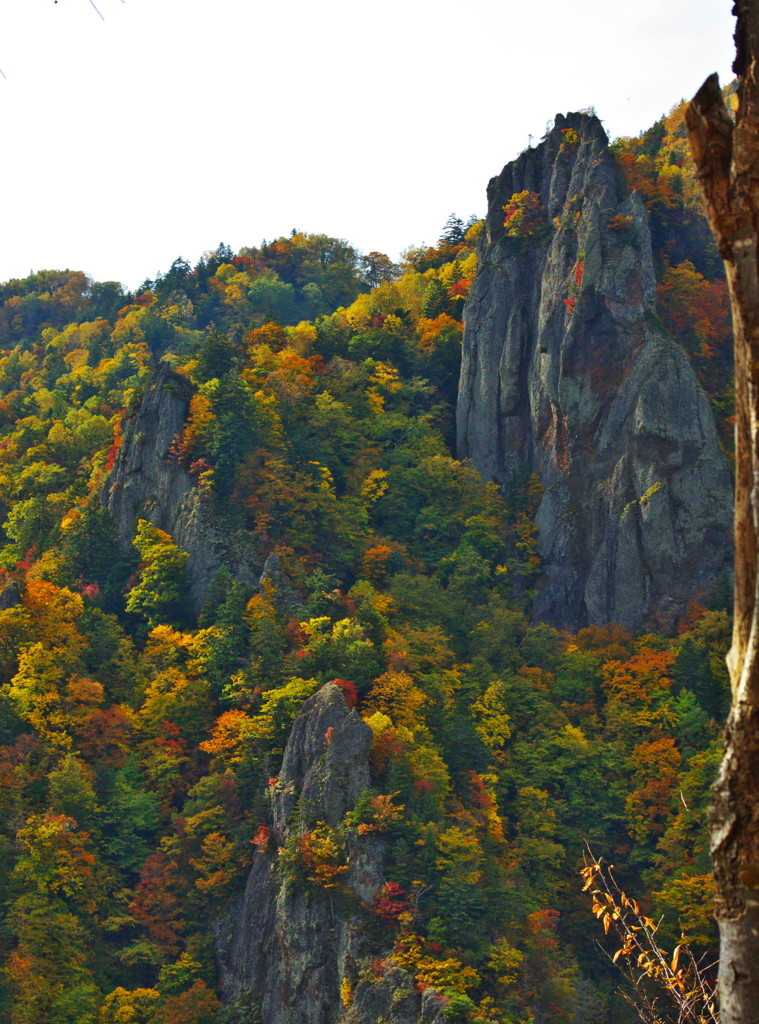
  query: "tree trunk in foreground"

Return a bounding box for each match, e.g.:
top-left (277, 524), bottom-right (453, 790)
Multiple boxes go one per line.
top-left (686, 5), bottom-right (759, 1022)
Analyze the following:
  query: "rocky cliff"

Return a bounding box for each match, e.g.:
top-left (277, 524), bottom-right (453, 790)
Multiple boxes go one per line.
top-left (216, 683), bottom-right (450, 1024)
top-left (457, 112), bottom-right (733, 632)
top-left (102, 363), bottom-right (261, 613)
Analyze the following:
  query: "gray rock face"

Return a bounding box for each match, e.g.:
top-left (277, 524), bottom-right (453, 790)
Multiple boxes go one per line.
top-left (0, 581), bottom-right (21, 610)
top-left (260, 553), bottom-right (304, 619)
top-left (217, 683), bottom-right (445, 1022)
top-left (346, 970), bottom-right (448, 1024)
top-left (457, 112), bottom-right (733, 631)
top-left (217, 684), bottom-right (384, 1024)
top-left (272, 683), bottom-right (373, 845)
top-left (101, 363), bottom-right (261, 613)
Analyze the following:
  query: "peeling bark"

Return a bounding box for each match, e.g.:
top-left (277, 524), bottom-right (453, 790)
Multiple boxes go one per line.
top-left (686, 5), bottom-right (759, 1022)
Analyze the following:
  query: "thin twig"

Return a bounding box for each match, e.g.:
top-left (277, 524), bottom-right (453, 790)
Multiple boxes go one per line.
top-left (581, 843), bottom-right (718, 1024)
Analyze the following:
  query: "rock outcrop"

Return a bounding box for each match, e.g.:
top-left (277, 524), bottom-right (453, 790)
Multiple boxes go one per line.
top-left (102, 363), bottom-right (261, 613)
top-left (217, 683), bottom-right (377, 1023)
top-left (457, 112), bottom-right (733, 631)
top-left (216, 683), bottom-right (449, 1024)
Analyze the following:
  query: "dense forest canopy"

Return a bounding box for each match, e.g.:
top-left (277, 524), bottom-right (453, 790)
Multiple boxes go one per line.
top-left (0, 101), bottom-right (734, 1024)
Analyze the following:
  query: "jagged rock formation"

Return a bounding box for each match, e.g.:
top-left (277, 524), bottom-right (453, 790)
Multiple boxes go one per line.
top-left (102, 363), bottom-right (261, 612)
top-left (0, 581), bottom-right (20, 610)
top-left (216, 683), bottom-right (449, 1024)
top-left (457, 112), bottom-right (733, 632)
top-left (259, 552), bottom-right (304, 618)
top-left (216, 683), bottom-right (376, 1023)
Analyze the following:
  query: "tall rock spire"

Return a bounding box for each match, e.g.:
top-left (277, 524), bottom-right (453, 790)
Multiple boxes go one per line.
top-left (457, 113), bottom-right (733, 631)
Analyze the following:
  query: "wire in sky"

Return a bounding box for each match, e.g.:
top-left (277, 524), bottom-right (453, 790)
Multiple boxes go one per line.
top-left (2, 0), bottom-right (125, 81)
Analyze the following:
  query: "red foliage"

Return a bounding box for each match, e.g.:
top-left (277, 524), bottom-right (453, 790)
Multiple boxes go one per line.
top-left (161, 980), bottom-right (222, 1024)
top-left (154, 720), bottom-right (187, 756)
top-left (466, 771), bottom-right (495, 813)
top-left (251, 824), bottom-right (271, 852)
top-left (285, 618), bottom-right (308, 647)
top-left (375, 880), bottom-right (407, 923)
top-left (331, 678), bottom-right (358, 708)
top-left (448, 279), bottom-right (471, 299)
top-left (76, 705), bottom-right (135, 766)
top-left (526, 907), bottom-right (560, 951)
top-left (131, 851), bottom-right (188, 955)
top-left (78, 579), bottom-right (100, 601)
top-left (616, 152), bottom-right (678, 210)
top-left (104, 413), bottom-right (123, 473)
top-left (676, 602), bottom-right (707, 634)
top-left (15, 544), bottom-right (38, 579)
top-left (369, 728), bottom-right (405, 775)
top-left (372, 956), bottom-right (387, 977)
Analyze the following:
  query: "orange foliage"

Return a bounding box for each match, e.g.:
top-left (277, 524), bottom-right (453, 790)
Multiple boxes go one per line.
top-left (601, 647), bottom-right (676, 704)
top-left (573, 622), bottom-right (633, 661)
top-left (416, 314), bottom-right (462, 353)
top-left (626, 736), bottom-right (682, 840)
top-left (73, 703), bottom-right (135, 766)
top-left (22, 580), bottom-right (85, 653)
top-left (616, 152), bottom-right (679, 210)
top-left (246, 322), bottom-right (288, 351)
top-left (657, 261), bottom-right (731, 360)
top-left (365, 670), bottom-right (427, 729)
top-left (526, 907), bottom-right (560, 952)
top-left (104, 411), bottom-right (123, 472)
top-left (199, 710), bottom-right (253, 763)
top-left (362, 543), bottom-right (396, 582)
top-left (131, 850), bottom-right (188, 955)
top-left (161, 980), bottom-right (222, 1024)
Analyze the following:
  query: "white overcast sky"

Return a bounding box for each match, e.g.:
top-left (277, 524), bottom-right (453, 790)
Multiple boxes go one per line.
top-left (0, 0), bottom-right (736, 291)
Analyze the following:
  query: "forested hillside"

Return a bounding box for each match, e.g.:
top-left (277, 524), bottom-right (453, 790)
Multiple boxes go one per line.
top-left (0, 100), bottom-right (733, 1024)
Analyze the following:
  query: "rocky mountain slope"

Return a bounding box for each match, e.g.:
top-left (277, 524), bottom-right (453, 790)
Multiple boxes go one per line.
top-left (102, 363), bottom-right (261, 612)
top-left (216, 684), bottom-right (450, 1024)
top-left (457, 112), bottom-right (733, 631)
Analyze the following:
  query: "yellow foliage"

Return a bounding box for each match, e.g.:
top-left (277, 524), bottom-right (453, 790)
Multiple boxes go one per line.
top-left (367, 388), bottom-right (385, 416)
top-left (99, 987), bottom-right (161, 1024)
top-left (363, 710), bottom-right (393, 739)
top-left (365, 670), bottom-right (427, 730)
top-left (383, 313), bottom-right (404, 335)
top-left (472, 681), bottom-right (512, 750)
top-left (340, 976), bottom-right (353, 1008)
top-left (368, 361), bottom-right (402, 394)
top-left (200, 710), bottom-right (258, 763)
top-left (286, 320), bottom-right (318, 353)
top-left (392, 934), bottom-right (481, 993)
top-left (487, 936), bottom-right (524, 990)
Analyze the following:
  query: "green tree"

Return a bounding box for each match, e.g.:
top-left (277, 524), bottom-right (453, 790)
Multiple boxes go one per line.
top-left (125, 521), bottom-right (191, 629)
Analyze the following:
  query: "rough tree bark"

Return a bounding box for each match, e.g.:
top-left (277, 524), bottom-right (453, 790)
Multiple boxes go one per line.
top-left (685, 5), bottom-right (759, 1023)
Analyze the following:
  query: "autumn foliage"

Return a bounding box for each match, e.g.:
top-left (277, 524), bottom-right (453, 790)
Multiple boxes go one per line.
top-left (0, 199), bottom-right (732, 1023)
